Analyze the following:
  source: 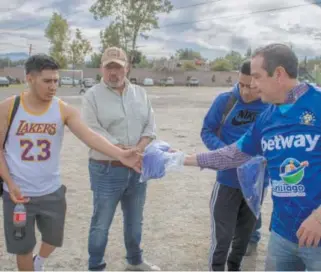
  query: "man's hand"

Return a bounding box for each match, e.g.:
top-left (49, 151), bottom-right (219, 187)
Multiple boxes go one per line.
top-left (136, 136), bottom-right (153, 154)
top-left (296, 210), bottom-right (321, 247)
top-left (7, 183), bottom-right (29, 204)
top-left (118, 148), bottom-right (142, 173)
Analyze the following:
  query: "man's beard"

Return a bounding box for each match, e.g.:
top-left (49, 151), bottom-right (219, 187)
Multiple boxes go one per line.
top-left (107, 77), bottom-right (124, 88)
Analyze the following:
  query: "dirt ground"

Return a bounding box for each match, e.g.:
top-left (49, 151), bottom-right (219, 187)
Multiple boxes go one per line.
top-left (0, 86), bottom-right (272, 271)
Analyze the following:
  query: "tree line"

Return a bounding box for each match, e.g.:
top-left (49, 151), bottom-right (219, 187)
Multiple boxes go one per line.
top-left (42, 0), bottom-right (253, 72)
top-left (1, 0), bottom-right (320, 74)
top-left (0, 59), bottom-right (25, 69)
top-left (44, 0), bottom-right (173, 71)
top-left (175, 48), bottom-right (252, 72)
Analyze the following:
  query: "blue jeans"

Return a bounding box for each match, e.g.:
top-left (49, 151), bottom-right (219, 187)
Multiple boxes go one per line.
top-left (265, 231), bottom-right (321, 271)
top-left (87, 159), bottom-right (147, 270)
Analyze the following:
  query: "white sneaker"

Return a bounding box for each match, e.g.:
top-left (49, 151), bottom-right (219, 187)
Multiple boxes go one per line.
top-left (126, 260), bottom-right (161, 271)
top-left (33, 255), bottom-right (45, 272)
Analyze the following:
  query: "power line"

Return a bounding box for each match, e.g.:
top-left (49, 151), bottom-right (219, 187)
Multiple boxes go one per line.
top-left (1, 0), bottom-right (222, 35)
top-left (0, 0), bottom-right (222, 16)
top-left (0, 10), bottom-right (84, 33)
top-left (158, 1), bottom-right (321, 29)
top-left (0, 0), bottom-right (27, 14)
top-left (173, 0), bottom-right (224, 11)
top-left (82, 0), bottom-right (321, 40)
top-left (0, 2), bottom-right (55, 15)
top-left (8, 0), bottom-right (321, 35)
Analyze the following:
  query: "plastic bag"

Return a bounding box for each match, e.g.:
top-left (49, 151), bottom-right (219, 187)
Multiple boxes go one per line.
top-left (139, 140), bottom-right (185, 183)
top-left (237, 156), bottom-right (267, 219)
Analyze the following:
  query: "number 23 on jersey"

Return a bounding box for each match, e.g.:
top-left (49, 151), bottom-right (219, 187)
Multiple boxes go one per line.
top-left (20, 139), bottom-right (51, 161)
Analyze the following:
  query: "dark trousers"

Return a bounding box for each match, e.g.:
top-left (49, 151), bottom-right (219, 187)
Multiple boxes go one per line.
top-left (209, 182), bottom-right (257, 271)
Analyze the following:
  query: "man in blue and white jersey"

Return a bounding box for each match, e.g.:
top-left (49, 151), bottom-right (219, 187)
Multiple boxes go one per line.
top-left (183, 43), bottom-right (321, 271)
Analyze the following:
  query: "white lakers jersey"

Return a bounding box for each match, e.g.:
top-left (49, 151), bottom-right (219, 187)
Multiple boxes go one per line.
top-left (4, 93), bottom-right (65, 197)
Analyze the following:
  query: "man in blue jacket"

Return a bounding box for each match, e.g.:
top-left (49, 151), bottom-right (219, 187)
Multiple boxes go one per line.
top-left (201, 60), bottom-right (269, 271)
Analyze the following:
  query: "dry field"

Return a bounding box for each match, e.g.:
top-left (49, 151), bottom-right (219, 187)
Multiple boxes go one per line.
top-left (0, 86), bottom-right (272, 271)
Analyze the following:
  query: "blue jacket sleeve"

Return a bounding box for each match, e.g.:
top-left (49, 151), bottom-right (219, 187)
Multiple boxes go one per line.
top-left (236, 118), bottom-right (263, 156)
top-left (201, 93), bottom-right (230, 151)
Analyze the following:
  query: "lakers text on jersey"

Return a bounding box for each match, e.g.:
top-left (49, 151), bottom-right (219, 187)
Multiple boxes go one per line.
top-left (4, 93), bottom-right (65, 197)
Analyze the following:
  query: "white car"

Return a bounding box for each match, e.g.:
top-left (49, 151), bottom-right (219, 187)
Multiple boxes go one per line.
top-left (143, 78), bottom-right (154, 86)
top-left (60, 77), bottom-right (73, 85)
top-left (186, 77), bottom-right (199, 86)
top-left (0, 77), bottom-right (9, 87)
top-left (165, 77), bottom-right (174, 86)
top-left (60, 77), bottom-right (79, 85)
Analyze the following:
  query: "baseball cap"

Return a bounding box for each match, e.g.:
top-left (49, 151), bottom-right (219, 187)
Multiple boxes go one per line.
top-left (101, 47), bottom-right (127, 67)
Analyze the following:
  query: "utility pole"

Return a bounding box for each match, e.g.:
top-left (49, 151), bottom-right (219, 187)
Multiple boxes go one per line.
top-left (28, 44), bottom-right (33, 56)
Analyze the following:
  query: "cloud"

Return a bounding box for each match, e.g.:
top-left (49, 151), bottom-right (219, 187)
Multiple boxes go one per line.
top-left (149, 0), bottom-right (321, 59)
top-left (0, 0), bottom-right (321, 60)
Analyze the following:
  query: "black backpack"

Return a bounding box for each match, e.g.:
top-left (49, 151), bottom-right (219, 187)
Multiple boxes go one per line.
top-left (0, 95), bottom-right (20, 197)
top-left (216, 92), bottom-right (237, 138)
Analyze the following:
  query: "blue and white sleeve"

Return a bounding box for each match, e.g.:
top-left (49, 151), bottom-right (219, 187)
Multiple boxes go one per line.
top-left (236, 122), bottom-right (263, 156)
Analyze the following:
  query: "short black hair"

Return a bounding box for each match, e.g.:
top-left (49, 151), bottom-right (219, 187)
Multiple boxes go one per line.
top-left (25, 54), bottom-right (59, 75)
top-left (252, 43), bottom-right (298, 78)
top-left (240, 60), bottom-right (251, 76)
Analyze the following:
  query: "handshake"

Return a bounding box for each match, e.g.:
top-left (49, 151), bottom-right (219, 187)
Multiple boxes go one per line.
top-left (116, 141), bottom-right (186, 181)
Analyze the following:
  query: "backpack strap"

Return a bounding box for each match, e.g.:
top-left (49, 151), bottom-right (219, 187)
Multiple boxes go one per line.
top-left (216, 92), bottom-right (237, 138)
top-left (3, 95), bottom-right (20, 148)
top-left (0, 95), bottom-right (20, 197)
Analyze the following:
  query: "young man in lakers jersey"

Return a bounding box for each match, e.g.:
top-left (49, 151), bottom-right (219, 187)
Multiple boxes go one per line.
top-left (0, 54), bottom-right (142, 271)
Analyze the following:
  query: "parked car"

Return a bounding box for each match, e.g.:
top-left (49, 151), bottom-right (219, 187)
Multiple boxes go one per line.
top-left (82, 78), bottom-right (96, 88)
top-left (0, 77), bottom-right (9, 87)
top-left (130, 78), bottom-right (137, 84)
top-left (60, 77), bottom-right (73, 85)
top-left (186, 77), bottom-right (199, 86)
top-left (143, 78), bottom-right (154, 86)
top-left (6, 76), bottom-right (19, 84)
top-left (165, 77), bottom-right (175, 86)
top-left (60, 77), bottom-right (79, 86)
top-left (158, 78), bottom-right (166, 86)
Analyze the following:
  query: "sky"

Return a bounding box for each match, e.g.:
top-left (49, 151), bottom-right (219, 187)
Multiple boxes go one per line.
top-left (0, 0), bottom-right (321, 61)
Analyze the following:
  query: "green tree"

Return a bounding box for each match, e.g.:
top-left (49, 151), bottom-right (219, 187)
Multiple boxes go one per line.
top-left (176, 48), bottom-right (202, 60)
top-left (211, 58), bottom-right (233, 71)
top-left (0, 58), bottom-right (12, 68)
top-left (100, 22), bottom-right (124, 50)
top-left (69, 28), bottom-right (92, 69)
top-left (131, 50), bottom-right (143, 65)
top-left (183, 60), bottom-right (197, 70)
top-left (90, 0), bottom-right (173, 73)
top-left (45, 12), bottom-right (70, 68)
top-left (86, 53), bottom-right (102, 68)
top-left (244, 47), bottom-right (252, 59)
top-left (300, 57), bottom-right (321, 72)
top-left (86, 23), bottom-right (124, 68)
top-left (225, 50), bottom-right (243, 70)
top-left (0, 58), bottom-right (27, 68)
top-left (135, 55), bottom-right (152, 68)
